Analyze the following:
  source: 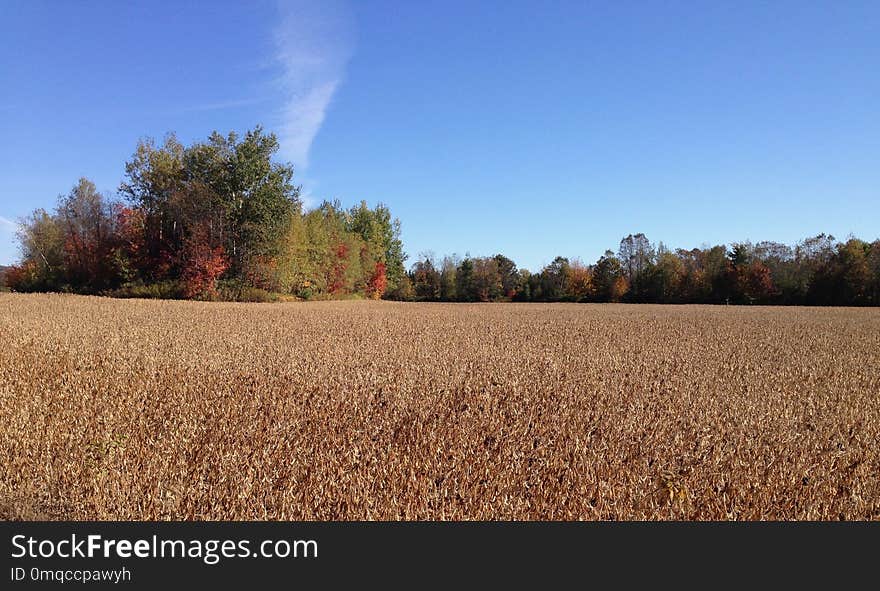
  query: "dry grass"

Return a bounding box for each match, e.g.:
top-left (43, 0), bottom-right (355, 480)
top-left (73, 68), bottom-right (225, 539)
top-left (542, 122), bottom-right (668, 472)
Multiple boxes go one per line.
top-left (1, 293), bottom-right (879, 520)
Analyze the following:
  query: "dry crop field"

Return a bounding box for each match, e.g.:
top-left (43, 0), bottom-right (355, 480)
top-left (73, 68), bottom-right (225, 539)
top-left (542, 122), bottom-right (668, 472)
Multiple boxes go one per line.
top-left (1, 293), bottom-right (879, 520)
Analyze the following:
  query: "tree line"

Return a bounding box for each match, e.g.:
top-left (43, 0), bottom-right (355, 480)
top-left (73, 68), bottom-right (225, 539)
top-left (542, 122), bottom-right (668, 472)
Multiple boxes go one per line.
top-left (4, 127), bottom-right (878, 306)
top-left (5, 128), bottom-right (407, 301)
top-left (400, 232), bottom-right (880, 306)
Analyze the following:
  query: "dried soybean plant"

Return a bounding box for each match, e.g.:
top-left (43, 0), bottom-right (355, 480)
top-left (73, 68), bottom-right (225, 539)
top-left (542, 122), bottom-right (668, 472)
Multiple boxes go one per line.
top-left (1, 293), bottom-right (879, 520)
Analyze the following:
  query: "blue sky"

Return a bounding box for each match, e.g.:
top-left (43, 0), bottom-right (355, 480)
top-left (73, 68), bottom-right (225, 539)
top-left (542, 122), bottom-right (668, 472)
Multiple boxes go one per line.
top-left (1, 1), bottom-right (878, 270)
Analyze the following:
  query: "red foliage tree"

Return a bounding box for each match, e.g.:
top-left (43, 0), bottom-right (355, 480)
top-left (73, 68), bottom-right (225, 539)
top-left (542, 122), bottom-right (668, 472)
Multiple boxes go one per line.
top-left (180, 226), bottom-right (229, 299)
top-left (62, 233), bottom-right (105, 288)
top-left (367, 261), bottom-right (388, 300)
top-left (244, 256), bottom-right (280, 291)
top-left (328, 241), bottom-right (349, 295)
top-left (111, 205), bottom-right (148, 281)
top-left (738, 261), bottom-right (775, 303)
top-left (4, 262), bottom-right (38, 291)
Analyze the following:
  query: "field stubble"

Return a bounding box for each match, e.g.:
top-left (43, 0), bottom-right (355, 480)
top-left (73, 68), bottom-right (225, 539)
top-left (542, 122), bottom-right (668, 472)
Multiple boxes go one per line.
top-left (1, 293), bottom-right (878, 520)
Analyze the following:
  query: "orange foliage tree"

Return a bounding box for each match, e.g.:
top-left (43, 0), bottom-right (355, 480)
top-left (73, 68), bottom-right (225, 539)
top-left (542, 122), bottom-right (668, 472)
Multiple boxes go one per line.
top-left (565, 260), bottom-right (594, 301)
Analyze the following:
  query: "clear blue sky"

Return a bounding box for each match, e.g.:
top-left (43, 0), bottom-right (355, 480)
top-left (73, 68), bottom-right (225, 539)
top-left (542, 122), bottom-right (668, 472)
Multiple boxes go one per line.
top-left (1, 0), bottom-right (878, 269)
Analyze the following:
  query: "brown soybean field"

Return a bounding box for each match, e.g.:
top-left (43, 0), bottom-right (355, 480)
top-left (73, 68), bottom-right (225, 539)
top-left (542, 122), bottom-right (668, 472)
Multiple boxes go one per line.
top-left (1, 293), bottom-right (879, 521)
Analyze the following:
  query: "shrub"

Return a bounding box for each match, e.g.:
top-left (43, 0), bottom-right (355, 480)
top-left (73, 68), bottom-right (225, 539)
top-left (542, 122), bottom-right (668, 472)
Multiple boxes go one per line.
top-left (107, 281), bottom-right (185, 300)
top-left (214, 281), bottom-right (277, 303)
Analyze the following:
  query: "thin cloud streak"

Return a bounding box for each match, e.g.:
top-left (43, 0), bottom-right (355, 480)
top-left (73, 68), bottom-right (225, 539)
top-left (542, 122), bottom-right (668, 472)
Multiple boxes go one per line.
top-left (0, 215), bottom-right (19, 230)
top-left (274, 0), bottom-right (354, 171)
top-left (297, 175), bottom-right (322, 211)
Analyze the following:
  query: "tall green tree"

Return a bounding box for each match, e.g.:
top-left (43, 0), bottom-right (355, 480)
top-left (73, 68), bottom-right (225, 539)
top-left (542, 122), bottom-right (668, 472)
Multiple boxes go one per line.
top-left (120, 127), bottom-right (300, 282)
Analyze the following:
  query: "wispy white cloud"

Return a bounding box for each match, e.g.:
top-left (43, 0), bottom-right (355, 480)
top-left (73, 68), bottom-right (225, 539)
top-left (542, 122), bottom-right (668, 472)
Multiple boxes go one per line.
top-left (274, 0), bottom-right (354, 171)
top-left (0, 216), bottom-right (19, 231)
top-left (298, 176), bottom-right (321, 211)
